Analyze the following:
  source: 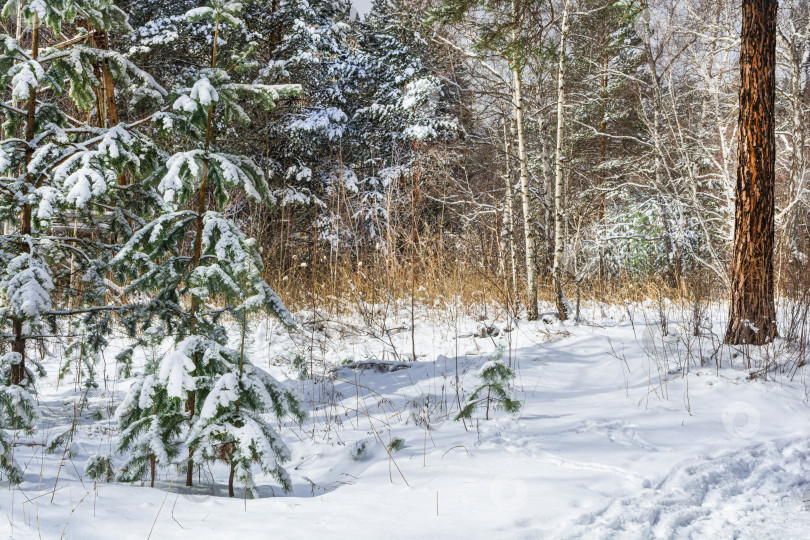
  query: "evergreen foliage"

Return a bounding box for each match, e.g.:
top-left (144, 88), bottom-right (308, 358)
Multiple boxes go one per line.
top-left (112, 0), bottom-right (302, 494)
top-left (0, 0), bottom-right (166, 482)
top-left (0, 353), bottom-right (40, 483)
top-left (455, 347), bottom-right (521, 421)
top-left (119, 0), bottom-right (460, 251)
top-left (84, 453), bottom-right (115, 482)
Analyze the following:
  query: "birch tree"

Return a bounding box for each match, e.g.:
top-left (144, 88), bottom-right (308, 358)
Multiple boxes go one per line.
top-left (552, 0), bottom-right (571, 320)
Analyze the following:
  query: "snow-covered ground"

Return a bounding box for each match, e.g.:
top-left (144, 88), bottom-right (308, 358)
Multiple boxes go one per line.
top-left (2, 300), bottom-right (810, 539)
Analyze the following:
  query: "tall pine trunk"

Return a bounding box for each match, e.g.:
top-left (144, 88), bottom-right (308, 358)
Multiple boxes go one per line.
top-left (11, 14), bottom-right (39, 386)
top-left (94, 31), bottom-right (126, 186)
top-left (187, 11), bottom-right (221, 487)
top-left (228, 460), bottom-right (235, 498)
top-left (725, 0), bottom-right (778, 345)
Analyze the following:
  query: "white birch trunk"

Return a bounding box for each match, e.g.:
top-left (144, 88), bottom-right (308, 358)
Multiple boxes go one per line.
top-left (511, 0), bottom-right (538, 320)
top-left (553, 0), bottom-right (571, 320)
top-left (502, 121), bottom-right (520, 307)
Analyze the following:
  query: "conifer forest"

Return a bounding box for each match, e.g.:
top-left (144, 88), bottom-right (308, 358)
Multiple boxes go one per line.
top-left (1, 0), bottom-right (810, 537)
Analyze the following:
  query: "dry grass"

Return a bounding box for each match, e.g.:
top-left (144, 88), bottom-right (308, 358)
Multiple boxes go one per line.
top-left (260, 237), bottom-right (730, 321)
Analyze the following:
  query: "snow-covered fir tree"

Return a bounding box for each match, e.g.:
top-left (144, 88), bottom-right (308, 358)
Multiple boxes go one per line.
top-left (114, 324), bottom-right (184, 487)
top-left (112, 0), bottom-right (302, 492)
top-left (187, 258), bottom-right (304, 497)
top-left (0, 352), bottom-right (40, 483)
top-left (258, 0), bottom-right (459, 250)
top-left (0, 0), bottom-right (167, 482)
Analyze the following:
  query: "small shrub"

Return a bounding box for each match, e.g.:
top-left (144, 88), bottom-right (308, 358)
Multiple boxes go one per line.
top-left (388, 438), bottom-right (405, 452)
top-left (456, 348), bottom-right (521, 421)
top-left (84, 454), bottom-right (114, 482)
top-left (290, 353), bottom-right (309, 379)
top-left (350, 440), bottom-right (369, 460)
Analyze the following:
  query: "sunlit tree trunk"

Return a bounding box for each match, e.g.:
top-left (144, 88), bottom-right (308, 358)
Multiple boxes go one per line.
top-left (725, 0), bottom-right (778, 346)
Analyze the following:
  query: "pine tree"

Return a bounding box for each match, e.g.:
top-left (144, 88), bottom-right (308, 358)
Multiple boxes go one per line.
top-left (725, 0), bottom-right (778, 346)
top-left (255, 0), bottom-right (458, 250)
top-left (455, 346), bottom-right (521, 421)
top-left (84, 453), bottom-right (114, 482)
top-left (112, 0), bottom-right (302, 490)
top-left (115, 324), bottom-right (185, 487)
top-left (187, 286), bottom-right (304, 496)
top-left (0, 352), bottom-right (41, 483)
top-left (0, 0), bottom-right (169, 476)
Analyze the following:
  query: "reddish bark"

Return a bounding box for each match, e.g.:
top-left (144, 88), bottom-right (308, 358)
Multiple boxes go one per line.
top-left (725, 0), bottom-right (778, 345)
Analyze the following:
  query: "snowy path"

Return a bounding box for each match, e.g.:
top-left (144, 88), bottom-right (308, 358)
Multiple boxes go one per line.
top-left (563, 437), bottom-right (810, 539)
top-left (2, 308), bottom-right (810, 538)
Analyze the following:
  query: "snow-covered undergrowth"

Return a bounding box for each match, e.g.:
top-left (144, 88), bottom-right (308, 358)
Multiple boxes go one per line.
top-left (2, 300), bottom-right (810, 539)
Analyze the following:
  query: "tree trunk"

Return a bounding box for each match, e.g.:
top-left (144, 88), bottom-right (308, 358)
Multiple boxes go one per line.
top-left (228, 459), bottom-right (235, 497)
top-left (486, 387), bottom-right (491, 421)
top-left (511, 0), bottom-right (538, 320)
top-left (94, 31), bottom-right (126, 186)
top-left (553, 0), bottom-right (571, 321)
top-left (776, 22), bottom-right (808, 263)
top-left (537, 115), bottom-right (554, 272)
top-left (502, 121), bottom-right (520, 310)
top-left (725, 0), bottom-right (778, 346)
top-left (11, 14), bottom-right (39, 386)
top-left (187, 14), bottom-right (221, 487)
top-left (98, 33), bottom-right (119, 128)
top-left (185, 147), bottom-right (210, 488)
